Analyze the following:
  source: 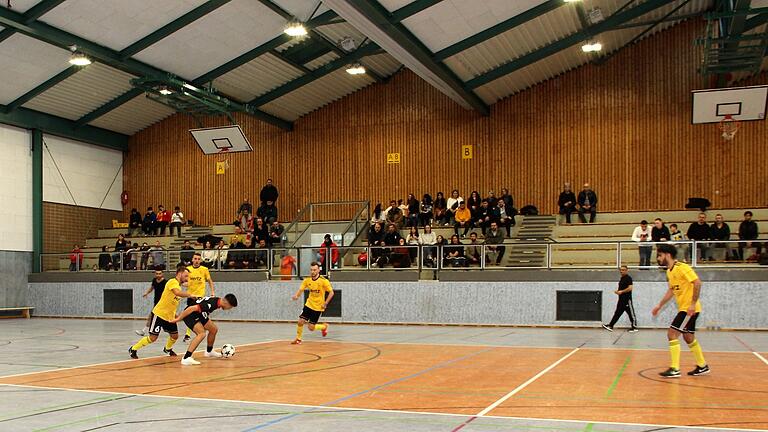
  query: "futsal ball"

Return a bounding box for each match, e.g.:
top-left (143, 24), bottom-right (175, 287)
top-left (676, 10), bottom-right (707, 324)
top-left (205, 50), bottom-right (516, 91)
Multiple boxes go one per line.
top-left (221, 344), bottom-right (236, 358)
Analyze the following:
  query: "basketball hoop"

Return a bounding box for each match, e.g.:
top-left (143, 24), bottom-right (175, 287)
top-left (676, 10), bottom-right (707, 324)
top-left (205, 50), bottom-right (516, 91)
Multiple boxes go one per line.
top-left (718, 115), bottom-right (741, 141)
top-left (216, 147), bottom-right (230, 172)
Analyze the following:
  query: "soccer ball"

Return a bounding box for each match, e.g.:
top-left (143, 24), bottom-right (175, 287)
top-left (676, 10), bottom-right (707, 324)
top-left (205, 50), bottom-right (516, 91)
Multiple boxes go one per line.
top-left (221, 344), bottom-right (236, 358)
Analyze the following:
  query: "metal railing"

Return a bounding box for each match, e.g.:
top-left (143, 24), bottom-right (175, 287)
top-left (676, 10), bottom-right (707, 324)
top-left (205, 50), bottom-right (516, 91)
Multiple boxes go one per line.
top-left (40, 240), bottom-right (764, 275)
top-left (282, 201), bottom-right (370, 248)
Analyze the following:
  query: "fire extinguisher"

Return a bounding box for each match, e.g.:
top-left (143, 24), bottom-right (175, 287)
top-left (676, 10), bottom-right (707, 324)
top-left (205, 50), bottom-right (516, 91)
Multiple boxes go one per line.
top-left (121, 191), bottom-right (129, 206)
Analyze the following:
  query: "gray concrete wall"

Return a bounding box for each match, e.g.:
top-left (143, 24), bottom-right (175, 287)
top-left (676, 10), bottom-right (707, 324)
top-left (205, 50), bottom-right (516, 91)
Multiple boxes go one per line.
top-left (1, 250), bottom-right (31, 307)
top-left (27, 279), bottom-right (768, 329)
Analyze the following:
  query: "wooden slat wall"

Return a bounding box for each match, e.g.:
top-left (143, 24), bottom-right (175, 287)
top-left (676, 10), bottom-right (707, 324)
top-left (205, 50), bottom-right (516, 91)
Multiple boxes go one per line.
top-left (124, 21), bottom-right (768, 226)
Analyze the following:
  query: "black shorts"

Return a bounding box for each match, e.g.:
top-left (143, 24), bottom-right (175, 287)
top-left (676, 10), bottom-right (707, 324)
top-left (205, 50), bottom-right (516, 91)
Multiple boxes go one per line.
top-left (670, 311), bottom-right (699, 333)
top-left (300, 306), bottom-right (322, 325)
top-left (149, 313), bottom-right (178, 335)
top-left (183, 312), bottom-right (209, 331)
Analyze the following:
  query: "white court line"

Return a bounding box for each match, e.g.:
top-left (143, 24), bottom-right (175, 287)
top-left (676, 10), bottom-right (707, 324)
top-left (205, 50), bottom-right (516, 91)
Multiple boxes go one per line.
top-left (476, 347), bottom-right (580, 416)
top-left (754, 352), bottom-right (768, 366)
top-left (0, 382), bottom-right (764, 432)
top-left (0, 339), bottom-right (281, 380)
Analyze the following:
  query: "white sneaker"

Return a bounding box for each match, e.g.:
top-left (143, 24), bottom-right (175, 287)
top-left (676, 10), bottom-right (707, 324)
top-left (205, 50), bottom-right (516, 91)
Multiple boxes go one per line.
top-left (134, 329), bottom-right (146, 336)
top-left (204, 350), bottom-right (222, 358)
top-left (181, 356), bottom-right (201, 365)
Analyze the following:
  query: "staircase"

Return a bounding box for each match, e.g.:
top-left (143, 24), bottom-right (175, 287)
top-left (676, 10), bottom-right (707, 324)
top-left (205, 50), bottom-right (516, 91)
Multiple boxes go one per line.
top-left (167, 226), bottom-right (212, 264)
top-left (504, 215), bottom-right (556, 267)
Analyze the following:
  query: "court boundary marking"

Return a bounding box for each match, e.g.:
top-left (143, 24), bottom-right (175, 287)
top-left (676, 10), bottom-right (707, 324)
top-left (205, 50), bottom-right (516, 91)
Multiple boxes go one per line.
top-left (0, 382), bottom-right (764, 432)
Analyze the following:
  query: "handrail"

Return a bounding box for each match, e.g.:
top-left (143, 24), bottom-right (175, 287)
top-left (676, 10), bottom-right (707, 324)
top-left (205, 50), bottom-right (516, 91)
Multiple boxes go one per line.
top-left (339, 201), bottom-right (370, 247)
top-left (282, 202), bottom-right (312, 248)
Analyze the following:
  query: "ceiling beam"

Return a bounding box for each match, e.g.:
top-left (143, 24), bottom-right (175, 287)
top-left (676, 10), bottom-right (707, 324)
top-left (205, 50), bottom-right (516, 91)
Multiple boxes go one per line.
top-left (743, 11), bottom-right (768, 33)
top-left (433, 1), bottom-right (565, 61)
top-left (466, 0), bottom-right (674, 89)
top-left (118, 0), bottom-right (232, 58)
top-left (0, 0), bottom-right (66, 44)
top-left (74, 88), bottom-right (144, 127)
top-left (3, 66), bottom-right (80, 113)
top-left (249, 42), bottom-right (382, 106)
top-left (0, 104), bottom-right (128, 150)
top-left (326, 0), bottom-right (489, 115)
top-left (718, 0), bottom-right (752, 86)
top-left (390, 0), bottom-right (445, 23)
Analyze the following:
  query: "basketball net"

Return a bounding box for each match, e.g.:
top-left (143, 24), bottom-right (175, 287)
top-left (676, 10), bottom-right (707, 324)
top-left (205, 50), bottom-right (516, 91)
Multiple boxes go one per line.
top-left (718, 115), bottom-right (741, 141)
top-left (217, 147), bottom-right (230, 171)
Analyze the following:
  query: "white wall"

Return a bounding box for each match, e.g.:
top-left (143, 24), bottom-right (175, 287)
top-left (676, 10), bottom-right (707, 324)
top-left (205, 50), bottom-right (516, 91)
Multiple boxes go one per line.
top-left (42, 135), bottom-right (123, 210)
top-left (0, 124), bottom-right (33, 252)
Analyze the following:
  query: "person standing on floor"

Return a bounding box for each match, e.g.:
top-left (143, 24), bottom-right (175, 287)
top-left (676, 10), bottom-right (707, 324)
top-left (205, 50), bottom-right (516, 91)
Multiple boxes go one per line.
top-left (602, 265), bottom-right (638, 332)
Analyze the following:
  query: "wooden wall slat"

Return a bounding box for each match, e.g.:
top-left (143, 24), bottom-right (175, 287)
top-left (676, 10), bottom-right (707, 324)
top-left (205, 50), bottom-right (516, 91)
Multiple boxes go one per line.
top-left (124, 21), bottom-right (768, 226)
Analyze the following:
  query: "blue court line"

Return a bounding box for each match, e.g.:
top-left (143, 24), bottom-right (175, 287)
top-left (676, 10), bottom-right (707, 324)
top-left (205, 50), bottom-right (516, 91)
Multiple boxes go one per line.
top-left (240, 346), bottom-right (495, 431)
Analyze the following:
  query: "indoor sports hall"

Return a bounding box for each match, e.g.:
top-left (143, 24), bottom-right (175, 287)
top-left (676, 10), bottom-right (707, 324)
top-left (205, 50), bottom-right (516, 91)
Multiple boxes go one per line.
top-left (0, 1), bottom-right (767, 431)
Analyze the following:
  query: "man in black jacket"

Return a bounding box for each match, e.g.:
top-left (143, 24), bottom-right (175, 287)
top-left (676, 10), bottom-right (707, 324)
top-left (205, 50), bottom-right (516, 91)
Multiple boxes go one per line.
top-left (128, 208), bottom-right (142, 237)
top-left (686, 213), bottom-right (711, 261)
top-left (257, 201), bottom-right (278, 224)
top-left (260, 179), bottom-right (279, 206)
top-left (738, 211), bottom-right (761, 260)
top-left (558, 183), bottom-right (577, 224)
top-left (577, 183), bottom-right (597, 223)
top-left (651, 218), bottom-right (671, 242)
top-left (710, 214), bottom-right (731, 261)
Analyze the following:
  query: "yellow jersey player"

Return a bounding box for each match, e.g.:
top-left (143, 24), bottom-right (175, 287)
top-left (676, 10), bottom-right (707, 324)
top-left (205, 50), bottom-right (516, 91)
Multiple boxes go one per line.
top-left (290, 262), bottom-right (334, 344)
top-left (652, 243), bottom-right (710, 378)
top-left (183, 253), bottom-right (215, 342)
top-left (129, 264), bottom-right (195, 359)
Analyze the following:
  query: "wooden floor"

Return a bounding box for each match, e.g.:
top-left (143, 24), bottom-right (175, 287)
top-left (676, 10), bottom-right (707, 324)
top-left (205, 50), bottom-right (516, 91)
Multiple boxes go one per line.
top-left (0, 320), bottom-right (767, 431)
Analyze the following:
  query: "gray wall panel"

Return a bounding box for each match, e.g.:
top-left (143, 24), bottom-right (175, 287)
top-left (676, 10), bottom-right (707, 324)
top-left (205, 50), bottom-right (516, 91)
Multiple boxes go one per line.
top-left (0, 250), bottom-right (31, 307)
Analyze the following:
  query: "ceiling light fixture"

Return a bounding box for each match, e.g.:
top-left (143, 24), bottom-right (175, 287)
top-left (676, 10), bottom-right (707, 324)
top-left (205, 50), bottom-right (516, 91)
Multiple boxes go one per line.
top-left (284, 21), bottom-right (307, 37)
top-left (158, 86), bottom-right (173, 95)
top-left (68, 45), bottom-right (91, 66)
top-left (563, 0), bottom-right (582, 3)
top-left (581, 42), bottom-right (602, 53)
top-left (345, 63), bottom-right (366, 75)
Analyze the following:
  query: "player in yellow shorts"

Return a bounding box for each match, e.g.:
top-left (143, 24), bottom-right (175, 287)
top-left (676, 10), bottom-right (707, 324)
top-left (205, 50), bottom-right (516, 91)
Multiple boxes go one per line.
top-left (129, 263), bottom-right (195, 359)
top-left (652, 243), bottom-right (710, 378)
top-left (183, 253), bottom-right (216, 342)
top-left (290, 262), bottom-right (334, 344)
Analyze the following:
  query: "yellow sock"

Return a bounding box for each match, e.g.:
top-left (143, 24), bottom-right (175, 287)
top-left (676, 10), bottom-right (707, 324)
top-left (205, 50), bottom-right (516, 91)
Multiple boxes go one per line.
top-left (688, 339), bottom-right (706, 367)
top-left (669, 340), bottom-right (681, 370)
top-left (314, 323), bottom-right (327, 331)
top-left (165, 337), bottom-right (176, 351)
top-left (132, 336), bottom-right (152, 351)
top-left (296, 324), bottom-right (304, 340)
top-left (186, 328), bottom-right (192, 337)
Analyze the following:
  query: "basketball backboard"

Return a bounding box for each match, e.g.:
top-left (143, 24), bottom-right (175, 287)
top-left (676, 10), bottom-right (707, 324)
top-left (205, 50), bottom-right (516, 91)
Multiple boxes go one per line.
top-left (691, 84), bottom-right (768, 124)
top-left (190, 125), bottom-right (252, 154)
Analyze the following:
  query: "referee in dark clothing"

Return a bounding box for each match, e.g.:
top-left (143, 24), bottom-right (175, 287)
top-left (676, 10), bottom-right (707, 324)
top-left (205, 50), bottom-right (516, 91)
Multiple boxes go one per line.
top-left (136, 269), bottom-right (168, 336)
top-left (602, 265), bottom-right (638, 332)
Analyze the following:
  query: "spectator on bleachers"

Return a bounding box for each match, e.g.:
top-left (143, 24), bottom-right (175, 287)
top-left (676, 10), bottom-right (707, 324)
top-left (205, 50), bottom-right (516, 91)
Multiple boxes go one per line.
top-left (466, 232), bottom-right (482, 266)
top-left (215, 240), bottom-right (228, 270)
top-left (254, 239), bottom-right (269, 269)
top-left (127, 242), bottom-right (140, 270)
top-left (113, 233), bottom-right (129, 269)
top-left (252, 217), bottom-right (269, 244)
top-left (668, 223), bottom-right (687, 261)
top-left (446, 190), bottom-right (463, 225)
top-left (257, 201), bottom-right (278, 224)
top-left (318, 234), bottom-right (339, 275)
top-left (280, 253), bottom-right (297, 280)
top-left (139, 242), bottom-right (150, 270)
top-left (230, 226), bottom-right (245, 246)
top-left (238, 209), bottom-right (253, 235)
top-left (260, 179), bottom-right (279, 205)
top-left (710, 214), bottom-right (731, 261)
top-left (405, 194), bottom-right (419, 227)
top-left (486, 190), bottom-right (498, 208)
top-left (371, 203), bottom-right (386, 225)
top-left (201, 241), bottom-right (216, 269)
top-left (444, 235), bottom-right (468, 267)
top-left (179, 240), bottom-right (195, 266)
top-left (558, 183), bottom-right (577, 224)
top-left (269, 221), bottom-right (284, 246)
top-left (384, 223), bottom-right (402, 247)
top-left (467, 191), bottom-right (481, 221)
top-left (476, 200), bottom-right (493, 235)
top-left (128, 208), bottom-right (142, 237)
top-left (156, 205), bottom-right (170, 236)
top-left (406, 226), bottom-right (421, 261)
top-left (651, 218), bottom-right (670, 242)
top-left (421, 225), bottom-right (437, 266)
top-left (149, 240), bottom-right (165, 270)
top-left (485, 221), bottom-right (506, 265)
top-left (368, 222), bottom-right (386, 264)
top-left (170, 206), bottom-right (185, 237)
top-left (454, 201), bottom-right (472, 238)
top-left (738, 211), bottom-right (761, 260)
top-left (385, 200), bottom-right (404, 229)
top-left (687, 212), bottom-right (712, 261)
top-left (433, 192), bottom-right (447, 225)
top-left (239, 238), bottom-right (256, 270)
top-left (391, 238), bottom-right (412, 268)
top-left (98, 246), bottom-right (113, 271)
top-left (496, 200), bottom-right (513, 237)
top-left (69, 244), bottom-right (83, 271)
top-left (238, 198), bottom-right (253, 219)
top-left (577, 183), bottom-right (597, 223)
top-left (142, 207), bottom-right (157, 236)
top-left (632, 220), bottom-right (653, 268)
top-left (500, 188), bottom-right (517, 226)
top-left (226, 238), bottom-right (245, 269)
top-left (398, 198), bottom-right (408, 215)
top-left (419, 194), bottom-right (433, 227)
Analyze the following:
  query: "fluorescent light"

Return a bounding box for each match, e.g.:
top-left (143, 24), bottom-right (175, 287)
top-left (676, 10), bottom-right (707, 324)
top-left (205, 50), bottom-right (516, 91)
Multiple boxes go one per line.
top-left (284, 21), bottom-right (307, 37)
top-left (68, 52), bottom-right (91, 66)
top-left (581, 42), bottom-right (602, 53)
top-left (345, 63), bottom-right (366, 75)
top-left (563, 0), bottom-right (582, 2)
top-left (159, 87), bottom-right (173, 95)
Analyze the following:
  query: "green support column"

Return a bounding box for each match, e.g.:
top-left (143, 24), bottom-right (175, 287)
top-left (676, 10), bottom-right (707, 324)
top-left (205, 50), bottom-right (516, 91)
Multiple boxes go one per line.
top-left (32, 129), bottom-right (43, 273)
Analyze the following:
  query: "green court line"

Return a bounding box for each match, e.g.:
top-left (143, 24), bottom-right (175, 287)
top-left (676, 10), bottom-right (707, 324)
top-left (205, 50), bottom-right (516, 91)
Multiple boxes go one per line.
top-left (33, 411), bottom-right (122, 432)
top-left (0, 393), bottom-right (128, 421)
top-left (583, 423), bottom-right (594, 432)
top-left (604, 356), bottom-right (632, 398)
